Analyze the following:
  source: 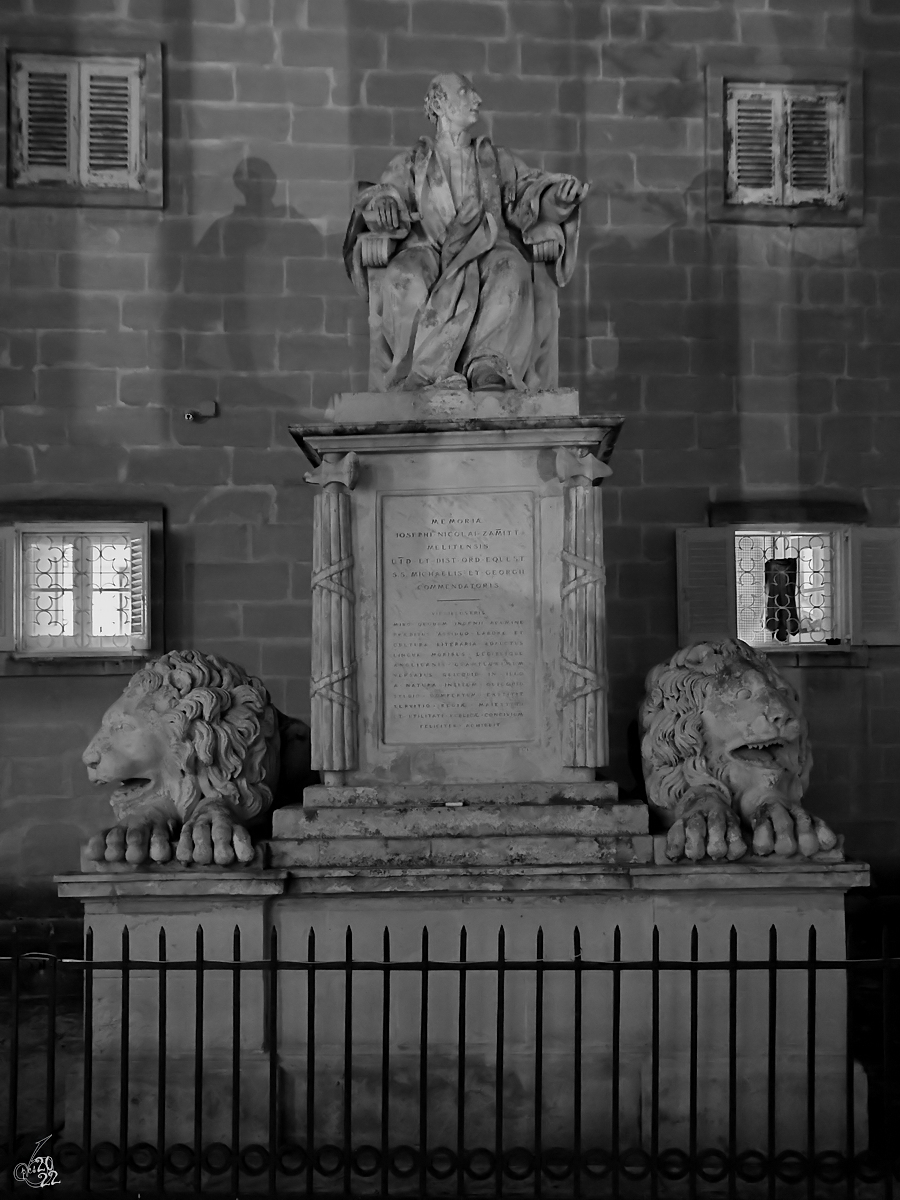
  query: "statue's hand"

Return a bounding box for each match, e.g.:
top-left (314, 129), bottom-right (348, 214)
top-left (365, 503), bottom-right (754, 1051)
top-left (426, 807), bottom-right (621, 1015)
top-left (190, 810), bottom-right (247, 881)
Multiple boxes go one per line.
top-left (86, 817), bottom-right (177, 865)
top-left (665, 788), bottom-right (747, 863)
top-left (368, 195), bottom-right (402, 232)
top-left (176, 804), bottom-right (254, 867)
top-left (748, 799), bottom-right (838, 858)
top-left (554, 177), bottom-right (589, 207)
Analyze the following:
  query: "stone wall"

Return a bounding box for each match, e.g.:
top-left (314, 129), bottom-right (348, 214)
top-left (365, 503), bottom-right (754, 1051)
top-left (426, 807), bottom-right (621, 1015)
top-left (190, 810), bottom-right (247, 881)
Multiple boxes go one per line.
top-left (1, 0), bottom-right (899, 909)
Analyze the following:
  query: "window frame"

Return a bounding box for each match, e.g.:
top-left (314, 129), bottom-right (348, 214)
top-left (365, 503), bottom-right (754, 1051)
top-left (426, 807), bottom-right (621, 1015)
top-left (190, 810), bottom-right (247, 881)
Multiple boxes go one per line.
top-left (0, 502), bottom-right (164, 676)
top-left (676, 520), bottom-right (900, 663)
top-left (705, 63), bottom-right (863, 226)
top-left (0, 35), bottom-right (163, 209)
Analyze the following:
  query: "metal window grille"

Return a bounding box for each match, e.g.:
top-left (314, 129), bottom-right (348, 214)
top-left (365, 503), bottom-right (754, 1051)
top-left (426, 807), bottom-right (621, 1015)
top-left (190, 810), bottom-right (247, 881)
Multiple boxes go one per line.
top-left (735, 530), bottom-right (840, 649)
top-left (2, 920), bottom-right (898, 1197)
top-left (17, 524), bottom-right (148, 655)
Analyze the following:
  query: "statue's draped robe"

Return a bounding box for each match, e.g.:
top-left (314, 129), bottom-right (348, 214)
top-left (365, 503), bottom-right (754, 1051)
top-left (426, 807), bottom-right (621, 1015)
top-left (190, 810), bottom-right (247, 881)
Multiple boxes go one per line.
top-left (345, 136), bottom-right (580, 390)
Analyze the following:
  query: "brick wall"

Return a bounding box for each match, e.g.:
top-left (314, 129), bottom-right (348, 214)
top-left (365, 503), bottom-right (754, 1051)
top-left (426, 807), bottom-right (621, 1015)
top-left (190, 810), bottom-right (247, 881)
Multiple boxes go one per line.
top-left (1, 0), bottom-right (899, 909)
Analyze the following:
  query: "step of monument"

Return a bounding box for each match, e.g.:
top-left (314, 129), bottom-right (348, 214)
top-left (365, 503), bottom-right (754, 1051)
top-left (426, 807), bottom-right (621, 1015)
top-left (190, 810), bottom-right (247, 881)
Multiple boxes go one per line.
top-left (300, 781), bottom-right (620, 808)
top-left (268, 834), bottom-right (654, 870)
top-left (272, 802), bottom-right (647, 840)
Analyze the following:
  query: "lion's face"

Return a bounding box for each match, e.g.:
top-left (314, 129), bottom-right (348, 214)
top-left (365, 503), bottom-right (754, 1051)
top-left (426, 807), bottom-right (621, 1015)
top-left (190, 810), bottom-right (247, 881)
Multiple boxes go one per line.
top-left (700, 668), bottom-right (804, 808)
top-left (83, 692), bottom-right (183, 820)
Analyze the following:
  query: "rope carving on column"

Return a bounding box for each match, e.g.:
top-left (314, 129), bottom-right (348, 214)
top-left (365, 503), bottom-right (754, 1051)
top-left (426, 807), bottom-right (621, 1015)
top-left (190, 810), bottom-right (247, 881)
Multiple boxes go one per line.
top-left (556, 446), bottom-right (610, 768)
top-left (305, 452), bottom-right (360, 774)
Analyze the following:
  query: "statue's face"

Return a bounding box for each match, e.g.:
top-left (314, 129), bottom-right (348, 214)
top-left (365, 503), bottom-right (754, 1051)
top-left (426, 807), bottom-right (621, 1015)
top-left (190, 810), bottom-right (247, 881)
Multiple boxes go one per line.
top-left (700, 668), bottom-right (804, 804)
top-left (82, 691), bottom-right (179, 818)
top-left (435, 73), bottom-right (482, 130)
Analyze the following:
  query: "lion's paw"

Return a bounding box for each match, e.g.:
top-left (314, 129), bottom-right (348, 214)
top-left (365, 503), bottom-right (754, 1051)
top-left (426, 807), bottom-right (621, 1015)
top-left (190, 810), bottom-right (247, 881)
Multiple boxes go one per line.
top-left (665, 790), bottom-right (747, 863)
top-left (749, 800), bottom-right (837, 858)
top-left (85, 818), bottom-right (177, 866)
top-left (176, 807), bottom-right (254, 867)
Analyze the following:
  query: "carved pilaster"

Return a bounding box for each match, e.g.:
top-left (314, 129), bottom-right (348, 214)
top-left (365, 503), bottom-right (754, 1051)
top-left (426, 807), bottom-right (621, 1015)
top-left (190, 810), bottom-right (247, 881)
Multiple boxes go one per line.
top-left (304, 452), bottom-right (360, 779)
top-left (556, 447), bottom-right (610, 768)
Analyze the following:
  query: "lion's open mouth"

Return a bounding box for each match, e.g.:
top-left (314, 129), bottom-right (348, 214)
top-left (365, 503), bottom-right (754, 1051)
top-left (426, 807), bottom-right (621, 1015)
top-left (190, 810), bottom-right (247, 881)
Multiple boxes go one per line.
top-left (109, 777), bottom-right (154, 799)
top-left (730, 740), bottom-right (785, 766)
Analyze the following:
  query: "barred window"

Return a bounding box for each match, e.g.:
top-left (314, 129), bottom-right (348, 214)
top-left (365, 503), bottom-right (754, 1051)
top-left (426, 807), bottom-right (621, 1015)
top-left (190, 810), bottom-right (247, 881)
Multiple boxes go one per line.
top-left (676, 525), bottom-right (900, 651)
top-left (0, 522), bottom-right (150, 657)
top-left (734, 531), bottom-right (837, 649)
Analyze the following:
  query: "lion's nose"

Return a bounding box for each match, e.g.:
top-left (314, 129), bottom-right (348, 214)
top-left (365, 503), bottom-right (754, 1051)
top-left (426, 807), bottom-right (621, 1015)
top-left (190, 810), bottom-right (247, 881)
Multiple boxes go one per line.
top-left (82, 741), bottom-right (101, 768)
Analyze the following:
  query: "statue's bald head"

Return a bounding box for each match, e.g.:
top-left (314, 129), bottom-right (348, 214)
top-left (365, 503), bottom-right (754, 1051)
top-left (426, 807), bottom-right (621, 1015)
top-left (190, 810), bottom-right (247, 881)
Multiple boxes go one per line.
top-left (424, 72), bottom-right (476, 125)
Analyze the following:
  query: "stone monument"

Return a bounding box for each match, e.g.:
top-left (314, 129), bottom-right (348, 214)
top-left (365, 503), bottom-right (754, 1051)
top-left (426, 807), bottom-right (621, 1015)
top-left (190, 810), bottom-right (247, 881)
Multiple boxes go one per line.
top-left (56, 73), bottom-right (868, 1168)
top-left (276, 69), bottom-right (650, 879)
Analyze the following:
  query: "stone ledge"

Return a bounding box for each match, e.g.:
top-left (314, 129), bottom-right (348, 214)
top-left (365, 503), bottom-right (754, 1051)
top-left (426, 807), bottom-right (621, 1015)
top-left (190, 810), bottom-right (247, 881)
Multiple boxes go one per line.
top-left (273, 802), bottom-right (647, 840)
top-left (327, 387), bottom-right (580, 424)
top-left (55, 869), bottom-right (289, 899)
top-left (268, 833), bottom-right (654, 869)
top-left (298, 781), bottom-right (622, 808)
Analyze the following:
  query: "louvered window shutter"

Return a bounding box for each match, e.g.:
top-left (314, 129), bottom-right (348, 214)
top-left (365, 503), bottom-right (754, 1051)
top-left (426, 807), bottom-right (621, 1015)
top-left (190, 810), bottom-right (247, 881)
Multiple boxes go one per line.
top-left (11, 55), bottom-right (78, 186)
top-left (0, 527), bottom-right (15, 652)
top-left (851, 529), bottom-right (900, 646)
top-left (726, 84), bottom-right (781, 206)
top-left (79, 59), bottom-right (143, 189)
top-left (785, 87), bottom-right (844, 207)
top-left (676, 528), bottom-right (737, 645)
top-left (129, 531), bottom-right (149, 648)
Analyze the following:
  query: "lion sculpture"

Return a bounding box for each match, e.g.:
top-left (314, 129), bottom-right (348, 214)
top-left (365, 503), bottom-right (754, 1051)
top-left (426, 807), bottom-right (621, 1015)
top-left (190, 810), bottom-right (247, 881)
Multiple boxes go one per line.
top-left (640, 639), bottom-right (838, 862)
top-left (82, 650), bottom-right (312, 867)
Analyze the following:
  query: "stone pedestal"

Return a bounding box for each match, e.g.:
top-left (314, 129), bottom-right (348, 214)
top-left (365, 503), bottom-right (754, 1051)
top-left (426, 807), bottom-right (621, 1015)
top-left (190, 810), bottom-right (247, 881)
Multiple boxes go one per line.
top-left (57, 859), bottom-right (869, 1163)
top-left (291, 389), bottom-right (622, 791)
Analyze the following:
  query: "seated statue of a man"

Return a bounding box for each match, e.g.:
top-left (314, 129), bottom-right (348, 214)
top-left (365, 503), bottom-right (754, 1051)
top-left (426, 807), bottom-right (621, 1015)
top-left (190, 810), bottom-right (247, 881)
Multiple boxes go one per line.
top-left (344, 72), bottom-right (589, 392)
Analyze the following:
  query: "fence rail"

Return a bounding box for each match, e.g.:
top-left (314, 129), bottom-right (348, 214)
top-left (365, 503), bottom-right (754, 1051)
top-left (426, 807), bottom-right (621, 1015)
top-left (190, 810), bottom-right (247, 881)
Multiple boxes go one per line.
top-left (1, 921), bottom-right (899, 1198)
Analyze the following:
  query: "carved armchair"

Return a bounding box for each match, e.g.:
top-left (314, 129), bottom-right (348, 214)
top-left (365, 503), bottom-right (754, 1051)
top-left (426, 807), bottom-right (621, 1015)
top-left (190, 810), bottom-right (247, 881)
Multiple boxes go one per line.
top-left (353, 229), bottom-right (561, 392)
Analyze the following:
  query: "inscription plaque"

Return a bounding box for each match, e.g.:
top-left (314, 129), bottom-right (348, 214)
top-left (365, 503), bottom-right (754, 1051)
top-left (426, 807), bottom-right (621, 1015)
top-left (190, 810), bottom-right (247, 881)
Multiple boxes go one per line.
top-left (381, 491), bottom-right (537, 745)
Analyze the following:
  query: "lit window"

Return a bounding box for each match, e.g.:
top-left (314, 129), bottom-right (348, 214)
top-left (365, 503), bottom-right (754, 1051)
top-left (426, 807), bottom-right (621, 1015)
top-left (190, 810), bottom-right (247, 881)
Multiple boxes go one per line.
top-left (725, 81), bottom-right (847, 209)
top-left (1, 522), bottom-right (150, 657)
top-left (676, 525), bottom-right (900, 651)
top-left (734, 530), bottom-right (840, 649)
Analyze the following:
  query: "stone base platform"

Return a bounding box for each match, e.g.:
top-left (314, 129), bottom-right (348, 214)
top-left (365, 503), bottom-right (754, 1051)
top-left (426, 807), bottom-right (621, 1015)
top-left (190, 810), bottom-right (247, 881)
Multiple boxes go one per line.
top-left (57, 859), bottom-right (870, 1153)
top-left (267, 786), bottom-right (653, 870)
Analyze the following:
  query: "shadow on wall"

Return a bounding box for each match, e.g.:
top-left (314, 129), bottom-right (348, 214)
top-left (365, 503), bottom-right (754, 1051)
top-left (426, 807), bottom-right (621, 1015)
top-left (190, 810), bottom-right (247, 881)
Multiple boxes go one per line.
top-left (181, 155), bottom-right (328, 410)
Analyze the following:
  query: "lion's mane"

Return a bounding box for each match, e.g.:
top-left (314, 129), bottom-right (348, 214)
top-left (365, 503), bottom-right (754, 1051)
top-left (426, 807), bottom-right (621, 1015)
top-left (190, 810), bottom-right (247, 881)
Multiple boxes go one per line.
top-left (639, 639), bottom-right (810, 815)
top-left (122, 650), bottom-right (279, 822)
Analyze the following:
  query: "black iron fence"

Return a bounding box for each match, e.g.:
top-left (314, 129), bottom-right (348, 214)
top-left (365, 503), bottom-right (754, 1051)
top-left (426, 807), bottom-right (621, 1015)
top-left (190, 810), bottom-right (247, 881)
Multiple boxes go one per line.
top-left (1, 920), bottom-right (899, 1198)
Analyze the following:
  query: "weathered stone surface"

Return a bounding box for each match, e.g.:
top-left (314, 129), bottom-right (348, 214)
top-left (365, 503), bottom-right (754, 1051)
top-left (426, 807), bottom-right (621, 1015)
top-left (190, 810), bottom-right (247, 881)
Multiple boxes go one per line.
top-left (293, 417), bottom-right (622, 786)
top-left (299, 781), bottom-right (620, 807)
top-left (268, 833), bottom-right (653, 869)
top-left (346, 72), bottom-right (588, 391)
top-left (328, 388), bottom-right (579, 423)
top-left (273, 801), bottom-right (647, 840)
top-left (80, 650), bottom-right (311, 869)
top-left (641, 640), bottom-right (842, 863)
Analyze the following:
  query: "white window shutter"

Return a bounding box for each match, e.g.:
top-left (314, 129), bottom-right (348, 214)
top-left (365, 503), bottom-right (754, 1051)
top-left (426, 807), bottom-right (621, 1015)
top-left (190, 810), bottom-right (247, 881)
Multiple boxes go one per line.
top-left (676, 528), bottom-right (737, 645)
top-left (79, 59), bottom-right (143, 189)
top-left (0, 527), bottom-right (16, 652)
top-left (726, 84), bottom-right (782, 206)
top-left (129, 531), bottom-right (149, 649)
top-left (10, 54), bottom-right (78, 186)
top-left (785, 87), bottom-right (844, 208)
top-left (851, 528), bottom-right (900, 646)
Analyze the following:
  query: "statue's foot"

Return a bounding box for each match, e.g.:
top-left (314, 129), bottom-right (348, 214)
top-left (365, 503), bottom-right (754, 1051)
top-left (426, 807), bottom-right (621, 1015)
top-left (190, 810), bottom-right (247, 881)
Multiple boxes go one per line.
top-left (466, 356), bottom-right (512, 391)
